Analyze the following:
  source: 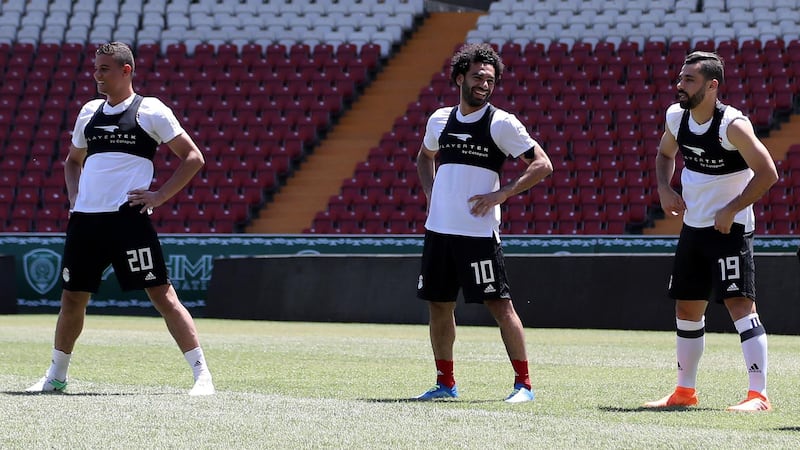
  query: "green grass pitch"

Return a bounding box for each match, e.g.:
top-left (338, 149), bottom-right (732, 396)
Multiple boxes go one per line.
top-left (1, 315), bottom-right (799, 449)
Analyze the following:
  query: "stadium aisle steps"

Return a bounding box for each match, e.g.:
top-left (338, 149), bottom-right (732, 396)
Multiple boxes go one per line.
top-left (642, 213), bottom-right (683, 236)
top-left (761, 114), bottom-right (800, 162)
top-left (246, 12), bottom-right (482, 233)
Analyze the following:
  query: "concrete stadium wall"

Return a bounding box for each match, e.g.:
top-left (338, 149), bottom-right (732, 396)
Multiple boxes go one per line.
top-left (206, 254), bottom-right (800, 334)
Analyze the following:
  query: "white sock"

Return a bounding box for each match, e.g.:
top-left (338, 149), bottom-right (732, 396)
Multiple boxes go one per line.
top-left (47, 349), bottom-right (71, 382)
top-left (676, 317), bottom-right (705, 389)
top-left (183, 347), bottom-right (211, 380)
top-left (733, 313), bottom-right (768, 396)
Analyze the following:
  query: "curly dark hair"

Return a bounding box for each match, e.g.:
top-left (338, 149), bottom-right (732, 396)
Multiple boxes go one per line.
top-left (450, 43), bottom-right (504, 84)
top-left (96, 41), bottom-right (136, 73)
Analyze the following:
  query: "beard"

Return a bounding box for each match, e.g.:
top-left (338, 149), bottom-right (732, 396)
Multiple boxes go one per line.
top-left (678, 89), bottom-right (704, 109)
top-left (462, 83), bottom-right (489, 108)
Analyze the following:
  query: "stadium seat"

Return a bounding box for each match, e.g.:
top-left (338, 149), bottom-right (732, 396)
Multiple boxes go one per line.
top-left (770, 220), bottom-right (794, 235)
top-left (5, 6), bottom-right (800, 237)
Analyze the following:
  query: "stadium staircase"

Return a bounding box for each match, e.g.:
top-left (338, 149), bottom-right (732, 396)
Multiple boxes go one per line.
top-left (246, 12), bottom-right (482, 233)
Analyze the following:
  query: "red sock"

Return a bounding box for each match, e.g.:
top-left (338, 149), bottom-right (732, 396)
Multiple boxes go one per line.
top-left (435, 359), bottom-right (455, 388)
top-left (511, 360), bottom-right (531, 390)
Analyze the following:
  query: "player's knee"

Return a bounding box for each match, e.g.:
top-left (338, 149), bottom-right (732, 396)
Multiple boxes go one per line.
top-left (486, 299), bottom-right (517, 321)
top-left (723, 297), bottom-right (756, 320)
top-left (60, 291), bottom-right (91, 310)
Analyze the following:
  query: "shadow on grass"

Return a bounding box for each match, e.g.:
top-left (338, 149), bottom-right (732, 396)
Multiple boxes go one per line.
top-left (599, 405), bottom-right (716, 413)
top-left (358, 398), bottom-right (498, 404)
top-left (775, 427), bottom-right (800, 432)
top-left (2, 391), bottom-right (163, 396)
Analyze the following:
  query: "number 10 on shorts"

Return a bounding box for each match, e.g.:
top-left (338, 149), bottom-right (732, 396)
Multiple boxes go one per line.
top-left (470, 260), bottom-right (495, 284)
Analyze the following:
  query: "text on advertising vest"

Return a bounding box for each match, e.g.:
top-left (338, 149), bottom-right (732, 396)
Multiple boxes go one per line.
top-left (437, 105), bottom-right (506, 175)
top-left (84, 94), bottom-right (159, 161)
top-left (676, 101), bottom-right (748, 175)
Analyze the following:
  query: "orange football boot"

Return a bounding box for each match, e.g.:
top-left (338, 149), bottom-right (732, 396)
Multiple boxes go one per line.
top-left (643, 386), bottom-right (698, 408)
top-left (726, 391), bottom-right (772, 412)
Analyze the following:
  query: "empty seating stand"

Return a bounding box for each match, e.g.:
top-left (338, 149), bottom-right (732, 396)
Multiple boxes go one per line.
top-left (0, 40), bottom-right (371, 233)
top-left (0, 0), bottom-right (425, 233)
top-left (307, 0), bottom-right (800, 235)
top-left (1, 0), bottom-right (798, 235)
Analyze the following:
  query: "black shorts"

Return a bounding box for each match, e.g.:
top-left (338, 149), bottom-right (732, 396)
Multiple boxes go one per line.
top-left (417, 230), bottom-right (512, 303)
top-left (61, 204), bottom-right (170, 292)
top-left (668, 223), bottom-right (756, 303)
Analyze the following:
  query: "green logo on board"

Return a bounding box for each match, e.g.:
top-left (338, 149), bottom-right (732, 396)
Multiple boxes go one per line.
top-left (23, 249), bottom-right (61, 295)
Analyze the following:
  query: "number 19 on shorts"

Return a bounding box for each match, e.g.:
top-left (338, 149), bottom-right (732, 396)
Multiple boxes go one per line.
top-left (718, 256), bottom-right (740, 281)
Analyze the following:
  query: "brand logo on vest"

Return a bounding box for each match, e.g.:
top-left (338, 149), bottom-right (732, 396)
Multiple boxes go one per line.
top-left (682, 144), bottom-right (706, 156)
top-left (447, 132), bottom-right (472, 142)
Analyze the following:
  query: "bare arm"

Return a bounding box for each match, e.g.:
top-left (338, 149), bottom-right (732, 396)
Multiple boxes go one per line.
top-left (416, 145), bottom-right (437, 211)
top-left (127, 133), bottom-right (205, 213)
top-left (655, 129), bottom-right (687, 217)
top-left (64, 145), bottom-right (87, 210)
top-left (469, 143), bottom-right (553, 217)
top-left (713, 118), bottom-right (778, 233)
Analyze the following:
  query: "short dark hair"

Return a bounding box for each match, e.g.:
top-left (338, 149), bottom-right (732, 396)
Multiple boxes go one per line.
top-left (96, 42), bottom-right (136, 73)
top-left (684, 51), bottom-right (724, 84)
top-left (450, 43), bottom-right (504, 84)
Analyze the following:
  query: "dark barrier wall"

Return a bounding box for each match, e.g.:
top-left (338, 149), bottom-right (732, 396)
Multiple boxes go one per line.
top-left (206, 255), bottom-right (800, 334)
top-left (0, 255), bottom-right (17, 314)
top-left (5, 234), bottom-right (798, 314)
top-left (207, 256), bottom-right (428, 324)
